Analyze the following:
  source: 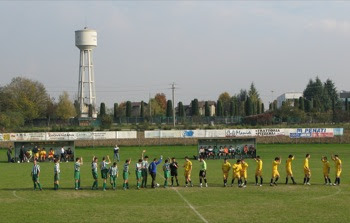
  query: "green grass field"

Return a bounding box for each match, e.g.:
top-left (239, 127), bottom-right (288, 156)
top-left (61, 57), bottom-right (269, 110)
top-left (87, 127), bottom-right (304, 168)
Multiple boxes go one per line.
top-left (1, 144), bottom-right (349, 223)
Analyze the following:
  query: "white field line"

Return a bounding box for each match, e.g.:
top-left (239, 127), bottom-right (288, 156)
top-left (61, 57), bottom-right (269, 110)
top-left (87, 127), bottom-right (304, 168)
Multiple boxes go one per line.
top-left (157, 171), bottom-right (209, 223)
top-left (311, 187), bottom-right (342, 200)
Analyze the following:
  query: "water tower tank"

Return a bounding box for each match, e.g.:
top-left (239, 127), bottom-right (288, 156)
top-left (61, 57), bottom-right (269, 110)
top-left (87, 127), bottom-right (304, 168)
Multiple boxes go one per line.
top-left (75, 27), bottom-right (97, 50)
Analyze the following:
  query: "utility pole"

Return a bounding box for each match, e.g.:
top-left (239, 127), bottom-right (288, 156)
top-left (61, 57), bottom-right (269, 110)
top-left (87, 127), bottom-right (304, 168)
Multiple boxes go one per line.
top-left (171, 82), bottom-right (176, 127)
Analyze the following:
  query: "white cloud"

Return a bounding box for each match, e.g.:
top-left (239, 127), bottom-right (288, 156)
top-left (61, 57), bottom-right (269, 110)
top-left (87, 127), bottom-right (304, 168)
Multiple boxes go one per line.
top-left (307, 19), bottom-right (350, 34)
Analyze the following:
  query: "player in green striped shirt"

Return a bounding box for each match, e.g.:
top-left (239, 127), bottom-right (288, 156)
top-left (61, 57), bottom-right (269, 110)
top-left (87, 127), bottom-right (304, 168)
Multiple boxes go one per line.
top-left (91, 156), bottom-right (98, 190)
top-left (101, 155), bottom-right (111, 191)
top-left (74, 157), bottom-right (83, 190)
top-left (163, 159), bottom-right (171, 188)
top-left (54, 158), bottom-right (60, 190)
top-left (31, 159), bottom-right (42, 191)
top-left (109, 162), bottom-right (118, 190)
top-left (136, 159), bottom-right (143, 189)
top-left (123, 159), bottom-right (131, 190)
top-left (199, 156), bottom-right (208, 188)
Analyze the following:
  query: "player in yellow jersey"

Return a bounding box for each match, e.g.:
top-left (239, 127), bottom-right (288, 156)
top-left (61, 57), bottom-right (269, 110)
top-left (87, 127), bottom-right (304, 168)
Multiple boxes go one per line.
top-left (303, 154), bottom-right (311, 185)
top-left (183, 156), bottom-right (193, 187)
top-left (240, 159), bottom-right (248, 187)
top-left (254, 156), bottom-right (263, 186)
top-left (285, 155), bottom-right (296, 184)
top-left (321, 156), bottom-right (331, 185)
top-left (270, 157), bottom-right (281, 186)
top-left (231, 160), bottom-right (242, 187)
top-left (222, 158), bottom-right (231, 187)
top-left (331, 155), bottom-right (342, 186)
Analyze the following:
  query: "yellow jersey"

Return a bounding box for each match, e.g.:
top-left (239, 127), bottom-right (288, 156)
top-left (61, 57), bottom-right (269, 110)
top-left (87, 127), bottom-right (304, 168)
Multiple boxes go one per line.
top-left (321, 159), bottom-right (330, 173)
top-left (232, 164), bottom-right (242, 174)
top-left (303, 158), bottom-right (309, 170)
top-left (272, 160), bottom-right (280, 171)
top-left (184, 160), bottom-right (192, 172)
top-left (222, 162), bottom-right (231, 172)
top-left (241, 162), bottom-right (248, 172)
top-left (255, 160), bottom-right (263, 171)
top-left (286, 157), bottom-right (294, 169)
top-left (334, 159), bottom-right (342, 171)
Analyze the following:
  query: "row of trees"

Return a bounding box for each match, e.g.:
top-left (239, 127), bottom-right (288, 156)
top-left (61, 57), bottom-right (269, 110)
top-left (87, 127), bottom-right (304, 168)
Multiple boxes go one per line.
top-left (0, 77), bottom-right (76, 129)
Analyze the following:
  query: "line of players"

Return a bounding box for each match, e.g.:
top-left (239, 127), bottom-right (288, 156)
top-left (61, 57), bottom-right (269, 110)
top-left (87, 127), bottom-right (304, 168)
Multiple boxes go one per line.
top-left (31, 149), bottom-right (206, 191)
top-left (221, 154), bottom-right (342, 188)
top-left (30, 152), bottom-right (342, 191)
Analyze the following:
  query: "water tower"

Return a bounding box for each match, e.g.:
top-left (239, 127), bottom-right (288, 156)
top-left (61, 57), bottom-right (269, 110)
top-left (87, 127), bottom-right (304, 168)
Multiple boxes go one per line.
top-left (75, 27), bottom-right (97, 118)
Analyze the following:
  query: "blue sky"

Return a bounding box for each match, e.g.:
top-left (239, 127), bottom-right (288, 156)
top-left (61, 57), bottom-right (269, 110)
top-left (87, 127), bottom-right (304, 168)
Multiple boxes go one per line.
top-left (1, 1), bottom-right (350, 107)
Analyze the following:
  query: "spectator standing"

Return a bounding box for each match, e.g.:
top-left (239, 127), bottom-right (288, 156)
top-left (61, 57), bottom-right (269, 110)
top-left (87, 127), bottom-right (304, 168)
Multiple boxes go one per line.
top-left (113, 145), bottom-right (120, 162)
top-left (7, 146), bottom-right (13, 163)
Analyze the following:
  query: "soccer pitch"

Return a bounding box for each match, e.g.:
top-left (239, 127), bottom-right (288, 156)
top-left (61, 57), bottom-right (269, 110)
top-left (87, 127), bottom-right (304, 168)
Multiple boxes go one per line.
top-left (1, 144), bottom-right (349, 223)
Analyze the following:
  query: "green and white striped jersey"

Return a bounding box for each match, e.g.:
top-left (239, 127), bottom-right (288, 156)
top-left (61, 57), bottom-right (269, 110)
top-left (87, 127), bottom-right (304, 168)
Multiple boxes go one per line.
top-left (101, 161), bottom-right (108, 170)
top-left (54, 163), bottom-right (60, 174)
top-left (91, 162), bottom-right (97, 172)
top-left (123, 163), bottom-right (129, 172)
top-left (163, 163), bottom-right (170, 172)
top-left (74, 162), bottom-right (80, 172)
top-left (136, 163), bottom-right (142, 173)
top-left (32, 164), bottom-right (40, 175)
top-left (109, 166), bottom-right (118, 176)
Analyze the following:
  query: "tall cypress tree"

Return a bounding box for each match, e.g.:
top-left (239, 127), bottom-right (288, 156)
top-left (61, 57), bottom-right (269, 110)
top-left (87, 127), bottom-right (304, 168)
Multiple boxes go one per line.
top-left (113, 103), bottom-right (118, 119)
top-left (126, 101), bottom-right (132, 117)
top-left (229, 100), bottom-right (235, 116)
top-left (345, 98), bottom-right (349, 111)
top-left (178, 102), bottom-right (184, 117)
top-left (100, 102), bottom-right (106, 116)
top-left (299, 97), bottom-right (305, 111)
top-left (140, 101), bottom-right (144, 118)
top-left (166, 100), bottom-right (173, 117)
top-left (191, 99), bottom-right (199, 116)
top-left (245, 97), bottom-right (253, 116)
top-left (205, 101), bottom-right (210, 117)
top-left (256, 102), bottom-right (261, 114)
top-left (216, 100), bottom-right (223, 117)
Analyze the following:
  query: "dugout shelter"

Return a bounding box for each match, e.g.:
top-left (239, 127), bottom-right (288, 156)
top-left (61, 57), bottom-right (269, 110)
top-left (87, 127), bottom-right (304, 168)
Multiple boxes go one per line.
top-left (14, 141), bottom-right (75, 162)
top-left (198, 138), bottom-right (256, 159)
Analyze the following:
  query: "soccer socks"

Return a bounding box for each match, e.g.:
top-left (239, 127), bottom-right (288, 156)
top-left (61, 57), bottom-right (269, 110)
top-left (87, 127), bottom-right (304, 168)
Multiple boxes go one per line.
top-left (204, 179), bottom-right (207, 184)
top-left (34, 182), bottom-right (37, 190)
top-left (255, 176), bottom-right (258, 184)
top-left (303, 178), bottom-right (306, 184)
top-left (231, 179), bottom-right (234, 185)
top-left (75, 182), bottom-right (78, 189)
top-left (171, 177), bottom-right (174, 185)
top-left (260, 177), bottom-right (263, 185)
top-left (328, 178), bottom-right (331, 184)
top-left (244, 180), bottom-right (247, 185)
top-left (285, 177), bottom-right (289, 184)
top-left (306, 177), bottom-right (310, 183)
top-left (274, 177), bottom-right (279, 183)
top-left (200, 178), bottom-right (202, 184)
top-left (291, 177), bottom-right (295, 184)
top-left (123, 183), bottom-right (126, 189)
top-left (103, 182), bottom-right (106, 190)
top-left (324, 178), bottom-right (328, 184)
top-left (38, 183), bottom-right (42, 190)
top-left (126, 182), bottom-right (129, 189)
top-left (78, 181), bottom-right (80, 189)
top-left (270, 179), bottom-right (273, 184)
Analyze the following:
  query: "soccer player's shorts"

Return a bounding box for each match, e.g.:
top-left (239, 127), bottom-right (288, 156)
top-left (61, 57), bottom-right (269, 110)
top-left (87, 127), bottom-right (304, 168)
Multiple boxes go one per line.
top-left (164, 170), bottom-right (170, 179)
top-left (32, 174), bottom-right (39, 182)
top-left (323, 171), bottom-right (329, 177)
top-left (336, 170), bottom-right (342, 178)
top-left (272, 170), bottom-right (280, 178)
top-left (74, 171), bottom-right (80, 180)
top-left (171, 171), bottom-right (178, 177)
top-left (199, 170), bottom-right (206, 177)
top-left (286, 168), bottom-right (293, 176)
top-left (54, 173), bottom-right (60, 181)
top-left (304, 169), bottom-right (311, 176)
top-left (223, 172), bottom-right (229, 179)
top-left (92, 171), bottom-right (98, 180)
top-left (255, 170), bottom-right (262, 177)
top-left (233, 173), bottom-right (241, 179)
top-left (110, 175), bottom-right (116, 183)
top-left (101, 169), bottom-right (108, 179)
top-left (184, 171), bottom-right (191, 178)
top-left (136, 171), bottom-right (142, 180)
top-left (123, 172), bottom-right (129, 180)
top-left (240, 171), bottom-right (247, 179)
